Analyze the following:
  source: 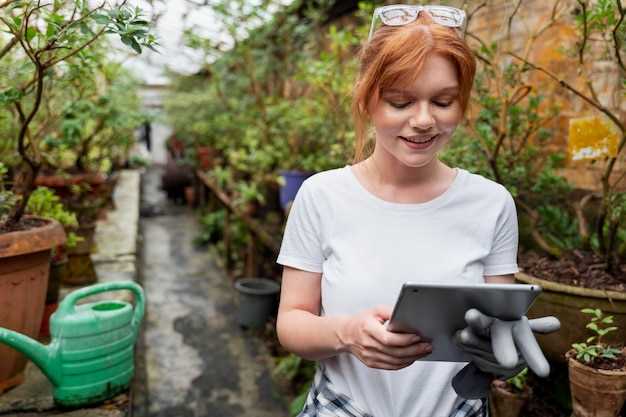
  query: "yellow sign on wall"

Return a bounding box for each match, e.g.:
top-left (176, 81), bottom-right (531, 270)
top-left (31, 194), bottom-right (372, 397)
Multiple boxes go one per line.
top-left (568, 115), bottom-right (619, 160)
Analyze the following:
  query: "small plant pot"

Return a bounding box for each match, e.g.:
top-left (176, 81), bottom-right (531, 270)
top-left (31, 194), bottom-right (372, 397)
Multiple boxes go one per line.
top-left (184, 186), bottom-right (195, 208)
top-left (567, 349), bottom-right (626, 417)
top-left (234, 278), bottom-right (280, 329)
top-left (278, 170), bottom-right (312, 210)
top-left (488, 379), bottom-right (531, 417)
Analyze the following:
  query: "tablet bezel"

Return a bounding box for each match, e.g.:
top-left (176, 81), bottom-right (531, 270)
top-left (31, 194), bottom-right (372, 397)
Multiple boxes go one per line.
top-left (387, 282), bottom-right (542, 362)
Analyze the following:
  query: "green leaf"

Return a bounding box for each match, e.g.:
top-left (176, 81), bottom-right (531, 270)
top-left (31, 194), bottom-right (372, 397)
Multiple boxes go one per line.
top-left (25, 27), bottom-right (38, 43)
top-left (92, 13), bottom-right (110, 25)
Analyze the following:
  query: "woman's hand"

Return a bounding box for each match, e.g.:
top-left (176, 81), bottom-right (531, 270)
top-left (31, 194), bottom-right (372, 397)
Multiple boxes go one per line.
top-left (337, 305), bottom-right (432, 370)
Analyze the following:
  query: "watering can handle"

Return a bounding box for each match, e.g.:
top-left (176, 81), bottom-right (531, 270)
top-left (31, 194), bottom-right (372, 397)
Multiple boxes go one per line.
top-left (57, 282), bottom-right (145, 328)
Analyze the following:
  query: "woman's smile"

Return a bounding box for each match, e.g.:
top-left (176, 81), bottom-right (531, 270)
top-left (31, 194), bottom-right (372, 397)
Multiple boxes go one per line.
top-left (399, 134), bottom-right (440, 150)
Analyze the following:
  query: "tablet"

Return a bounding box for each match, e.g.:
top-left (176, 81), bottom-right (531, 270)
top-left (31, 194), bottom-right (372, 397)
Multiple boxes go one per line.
top-left (387, 282), bottom-right (542, 362)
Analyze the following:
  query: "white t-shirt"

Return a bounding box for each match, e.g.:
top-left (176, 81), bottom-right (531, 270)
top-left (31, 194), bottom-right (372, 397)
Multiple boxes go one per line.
top-left (277, 165), bottom-right (519, 417)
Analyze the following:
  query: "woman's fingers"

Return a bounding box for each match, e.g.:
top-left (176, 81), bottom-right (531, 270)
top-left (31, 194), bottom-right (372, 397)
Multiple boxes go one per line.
top-left (359, 346), bottom-right (430, 370)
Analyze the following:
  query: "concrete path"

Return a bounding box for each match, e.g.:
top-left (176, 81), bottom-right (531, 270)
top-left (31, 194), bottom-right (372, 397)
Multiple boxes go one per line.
top-left (132, 167), bottom-right (287, 417)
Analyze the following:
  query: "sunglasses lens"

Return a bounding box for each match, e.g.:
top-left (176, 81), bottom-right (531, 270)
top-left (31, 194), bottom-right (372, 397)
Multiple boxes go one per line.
top-left (380, 8), bottom-right (418, 26)
top-left (426, 7), bottom-right (464, 27)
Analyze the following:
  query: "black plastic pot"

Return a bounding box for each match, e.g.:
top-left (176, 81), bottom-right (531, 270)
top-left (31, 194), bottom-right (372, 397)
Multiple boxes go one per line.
top-left (234, 278), bottom-right (280, 329)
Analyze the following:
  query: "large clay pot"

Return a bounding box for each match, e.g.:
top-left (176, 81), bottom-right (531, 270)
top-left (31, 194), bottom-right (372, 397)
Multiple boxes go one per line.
top-left (567, 349), bottom-right (626, 417)
top-left (0, 217), bottom-right (66, 392)
top-left (489, 379), bottom-right (531, 417)
top-left (516, 272), bottom-right (626, 363)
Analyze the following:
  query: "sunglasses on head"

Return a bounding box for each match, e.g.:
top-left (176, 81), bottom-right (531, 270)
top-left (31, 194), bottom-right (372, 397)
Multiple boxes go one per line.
top-left (368, 4), bottom-right (466, 41)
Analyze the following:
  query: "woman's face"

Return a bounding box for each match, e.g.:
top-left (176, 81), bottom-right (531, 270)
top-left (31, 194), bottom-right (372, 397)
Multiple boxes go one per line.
top-left (368, 53), bottom-right (463, 169)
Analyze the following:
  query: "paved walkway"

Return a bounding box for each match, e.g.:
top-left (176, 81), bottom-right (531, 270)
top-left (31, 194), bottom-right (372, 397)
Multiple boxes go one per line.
top-left (132, 167), bottom-right (287, 417)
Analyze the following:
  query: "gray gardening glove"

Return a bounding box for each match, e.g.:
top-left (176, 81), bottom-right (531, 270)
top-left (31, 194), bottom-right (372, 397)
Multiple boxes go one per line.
top-left (451, 309), bottom-right (560, 399)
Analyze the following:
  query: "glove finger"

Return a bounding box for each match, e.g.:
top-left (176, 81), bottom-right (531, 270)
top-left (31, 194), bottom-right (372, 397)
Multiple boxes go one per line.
top-left (455, 328), bottom-right (492, 352)
top-left (452, 362), bottom-right (492, 400)
top-left (465, 309), bottom-right (494, 337)
top-left (492, 320), bottom-right (518, 368)
top-left (528, 316), bottom-right (560, 334)
top-left (513, 317), bottom-right (550, 377)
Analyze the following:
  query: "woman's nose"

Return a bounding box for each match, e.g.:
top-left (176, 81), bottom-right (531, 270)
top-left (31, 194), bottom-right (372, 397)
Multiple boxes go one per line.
top-left (409, 103), bottom-right (435, 130)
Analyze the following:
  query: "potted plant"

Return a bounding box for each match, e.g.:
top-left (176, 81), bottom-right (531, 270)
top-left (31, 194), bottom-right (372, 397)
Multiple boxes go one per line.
top-left (567, 308), bottom-right (626, 417)
top-left (0, 0), bottom-right (155, 392)
top-left (0, 167), bottom-right (66, 393)
top-left (489, 368), bottom-right (531, 417)
top-left (25, 187), bottom-right (82, 337)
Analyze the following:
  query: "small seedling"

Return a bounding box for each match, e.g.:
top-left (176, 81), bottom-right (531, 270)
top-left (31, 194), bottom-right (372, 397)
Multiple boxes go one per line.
top-left (571, 308), bottom-right (622, 364)
top-left (506, 367), bottom-right (528, 392)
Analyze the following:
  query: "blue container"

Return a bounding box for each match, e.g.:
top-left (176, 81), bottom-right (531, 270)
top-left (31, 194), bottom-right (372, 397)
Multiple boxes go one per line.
top-left (279, 170), bottom-right (312, 209)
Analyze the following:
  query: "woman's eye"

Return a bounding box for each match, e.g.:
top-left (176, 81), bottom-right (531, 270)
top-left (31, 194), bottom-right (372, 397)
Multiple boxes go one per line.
top-left (389, 101), bottom-right (411, 109)
top-left (433, 101), bottom-right (453, 107)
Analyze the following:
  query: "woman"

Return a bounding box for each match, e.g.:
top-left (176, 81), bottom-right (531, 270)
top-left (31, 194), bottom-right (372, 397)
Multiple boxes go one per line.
top-left (276, 5), bottom-right (556, 417)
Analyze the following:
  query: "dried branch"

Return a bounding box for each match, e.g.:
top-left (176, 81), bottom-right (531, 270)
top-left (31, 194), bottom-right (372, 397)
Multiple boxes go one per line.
top-left (577, 0), bottom-right (588, 65)
top-left (613, 0), bottom-right (625, 75)
top-left (517, 198), bottom-right (563, 258)
top-left (44, 27), bottom-right (105, 68)
top-left (0, 0), bottom-right (18, 9)
top-left (507, 52), bottom-right (624, 133)
top-left (507, 0), bottom-right (522, 39)
top-left (0, 35), bottom-right (18, 61)
top-left (574, 193), bottom-right (598, 248)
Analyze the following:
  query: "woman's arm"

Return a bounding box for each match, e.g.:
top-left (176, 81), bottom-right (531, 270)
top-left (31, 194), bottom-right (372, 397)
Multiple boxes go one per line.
top-left (484, 274), bottom-right (515, 284)
top-left (276, 266), bottom-right (346, 361)
top-left (276, 266), bottom-right (432, 368)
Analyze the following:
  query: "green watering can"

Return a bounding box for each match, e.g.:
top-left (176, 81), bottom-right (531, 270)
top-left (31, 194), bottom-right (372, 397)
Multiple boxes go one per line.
top-left (0, 281), bottom-right (144, 408)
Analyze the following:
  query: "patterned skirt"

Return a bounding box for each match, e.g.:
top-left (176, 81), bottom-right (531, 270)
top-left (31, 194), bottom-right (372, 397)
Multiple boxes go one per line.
top-left (296, 367), bottom-right (488, 417)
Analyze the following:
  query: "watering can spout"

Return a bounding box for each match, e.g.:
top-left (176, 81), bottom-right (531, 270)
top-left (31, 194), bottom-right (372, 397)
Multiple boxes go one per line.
top-left (0, 327), bottom-right (60, 386)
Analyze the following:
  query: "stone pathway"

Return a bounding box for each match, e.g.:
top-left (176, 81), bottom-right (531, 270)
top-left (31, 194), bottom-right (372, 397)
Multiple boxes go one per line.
top-left (132, 167), bottom-right (287, 417)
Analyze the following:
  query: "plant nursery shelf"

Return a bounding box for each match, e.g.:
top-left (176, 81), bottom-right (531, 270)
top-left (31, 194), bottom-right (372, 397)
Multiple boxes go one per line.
top-left (197, 171), bottom-right (281, 255)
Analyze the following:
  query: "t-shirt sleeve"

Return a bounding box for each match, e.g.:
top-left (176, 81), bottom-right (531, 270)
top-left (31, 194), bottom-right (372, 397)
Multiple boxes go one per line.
top-left (483, 190), bottom-right (519, 276)
top-left (276, 181), bottom-right (324, 273)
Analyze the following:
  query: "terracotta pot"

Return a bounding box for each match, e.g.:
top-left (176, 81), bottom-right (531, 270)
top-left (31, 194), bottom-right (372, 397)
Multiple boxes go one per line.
top-left (36, 172), bottom-right (110, 224)
top-left (516, 272), bottom-right (626, 363)
top-left (567, 349), bottom-right (626, 417)
top-left (489, 379), bottom-right (531, 417)
top-left (196, 145), bottom-right (217, 171)
top-left (0, 217), bottom-right (66, 393)
top-left (184, 186), bottom-right (195, 208)
top-left (35, 172), bottom-right (107, 199)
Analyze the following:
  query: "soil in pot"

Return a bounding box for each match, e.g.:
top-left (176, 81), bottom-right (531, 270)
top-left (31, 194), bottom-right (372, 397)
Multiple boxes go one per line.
top-left (520, 250), bottom-right (625, 292)
top-left (567, 349), bottom-right (626, 417)
top-left (489, 379), bottom-right (531, 417)
top-left (516, 251), bottom-right (626, 364)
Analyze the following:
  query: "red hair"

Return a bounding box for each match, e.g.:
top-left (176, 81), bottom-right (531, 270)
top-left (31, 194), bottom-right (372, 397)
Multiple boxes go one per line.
top-left (352, 14), bottom-right (476, 162)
